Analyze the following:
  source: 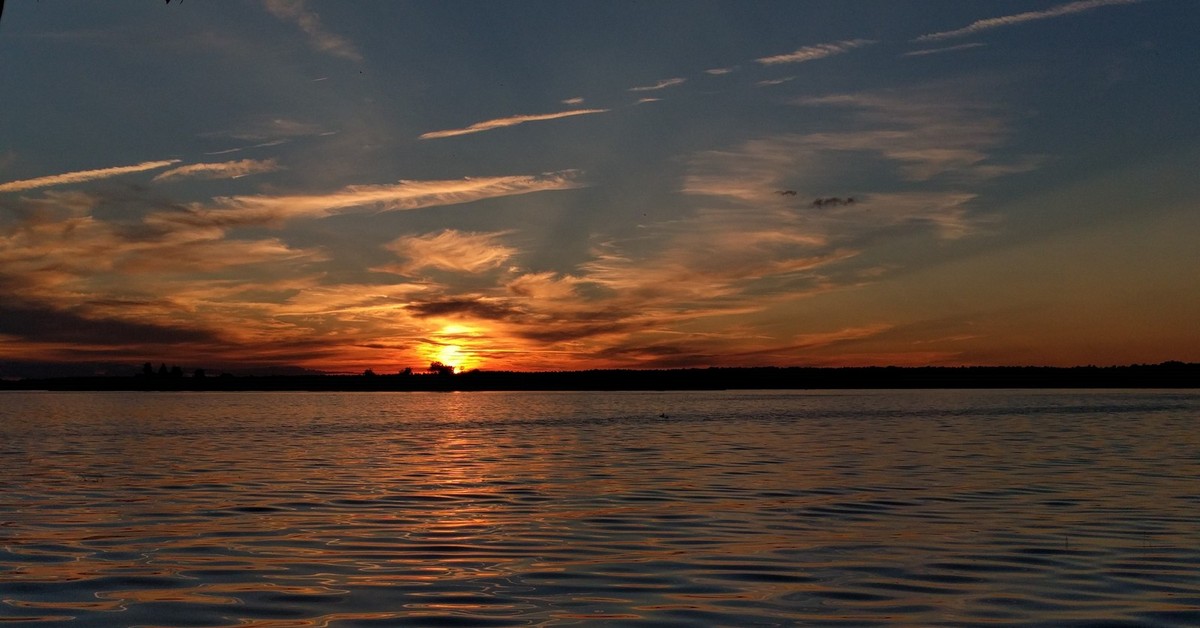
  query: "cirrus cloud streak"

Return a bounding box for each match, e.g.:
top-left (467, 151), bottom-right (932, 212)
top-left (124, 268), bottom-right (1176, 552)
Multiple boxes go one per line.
top-left (382, 229), bottom-right (518, 275)
top-left (419, 109), bottom-right (609, 140)
top-left (915, 0), bottom-right (1144, 42)
top-left (0, 160), bottom-right (179, 193)
top-left (153, 159), bottom-right (281, 182)
top-left (261, 0), bottom-right (363, 61)
top-left (756, 39), bottom-right (873, 65)
top-left (153, 171), bottom-right (585, 229)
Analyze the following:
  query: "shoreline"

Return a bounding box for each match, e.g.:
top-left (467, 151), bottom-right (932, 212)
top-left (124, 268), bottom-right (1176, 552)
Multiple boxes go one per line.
top-left (3, 363), bottom-right (1196, 392)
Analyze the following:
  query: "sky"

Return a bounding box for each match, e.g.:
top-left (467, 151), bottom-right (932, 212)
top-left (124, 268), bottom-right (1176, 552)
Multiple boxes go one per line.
top-left (1, 0), bottom-right (1198, 376)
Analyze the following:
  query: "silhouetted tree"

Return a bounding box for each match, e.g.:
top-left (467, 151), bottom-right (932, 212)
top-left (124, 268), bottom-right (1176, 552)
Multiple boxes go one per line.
top-left (193, 368), bottom-right (207, 378)
top-left (363, 368), bottom-right (376, 377)
top-left (400, 367), bottom-right (413, 376)
top-left (158, 363), bottom-right (169, 377)
top-left (429, 361), bottom-right (454, 376)
top-left (143, 362), bottom-right (154, 377)
top-left (170, 365), bottom-right (184, 378)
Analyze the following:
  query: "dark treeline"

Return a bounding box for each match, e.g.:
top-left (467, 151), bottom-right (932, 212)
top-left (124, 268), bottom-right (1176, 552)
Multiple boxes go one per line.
top-left (2, 362), bottom-right (1197, 391)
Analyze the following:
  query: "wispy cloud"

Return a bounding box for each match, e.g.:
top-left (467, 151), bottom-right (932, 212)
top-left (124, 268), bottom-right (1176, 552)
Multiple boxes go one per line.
top-left (562, 97), bottom-right (584, 105)
top-left (207, 117), bottom-right (326, 143)
top-left (153, 159), bottom-right (281, 182)
top-left (419, 109), bottom-right (609, 140)
top-left (635, 97), bottom-right (661, 105)
top-left (756, 39), bottom-right (873, 65)
top-left (683, 87), bottom-right (1008, 238)
top-left (0, 160), bottom-right (179, 193)
top-left (0, 190), bottom-right (323, 313)
top-left (505, 272), bottom-right (584, 302)
top-left (795, 88), bottom-right (1016, 182)
top-left (629, 77), bottom-right (686, 92)
top-left (916, 0), bottom-right (1144, 42)
top-left (261, 0), bottom-right (363, 61)
top-left (704, 67), bottom-right (736, 75)
top-left (788, 324), bottom-right (894, 350)
top-left (381, 230), bottom-right (518, 275)
top-left (152, 171), bottom-right (585, 228)
top-left (757, 76), bottom-right (795, 87)
top-left (904, 43), bottom-right (987, 57)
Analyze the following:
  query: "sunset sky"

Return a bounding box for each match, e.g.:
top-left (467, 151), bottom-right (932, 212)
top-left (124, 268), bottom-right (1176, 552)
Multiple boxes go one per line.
top-left (1, 0), bottom-right (1197, 376)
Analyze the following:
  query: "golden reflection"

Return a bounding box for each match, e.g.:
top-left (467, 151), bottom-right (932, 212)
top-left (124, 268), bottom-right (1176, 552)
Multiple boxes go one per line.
top-left (234, 612), bottom-right (402, 627)
top-left (97, 589), bottom-right (240, 605)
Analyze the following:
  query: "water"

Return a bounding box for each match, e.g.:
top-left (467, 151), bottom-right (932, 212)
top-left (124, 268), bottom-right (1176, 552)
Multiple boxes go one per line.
top-left (1, 389), bottom-right (1198, 626)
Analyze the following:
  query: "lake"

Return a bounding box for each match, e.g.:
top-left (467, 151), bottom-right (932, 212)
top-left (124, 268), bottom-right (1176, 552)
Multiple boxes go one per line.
top-left (1, 389), bottom-right (1198, 626)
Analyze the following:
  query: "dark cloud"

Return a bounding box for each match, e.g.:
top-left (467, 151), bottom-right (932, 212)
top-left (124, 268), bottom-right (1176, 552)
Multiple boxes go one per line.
top-left (518, 321), bottom-right (639, 343)
top-left (591, 342), bottom-right (718, 368)
top-left (405, 297), bottom-right (522, 321)
top-left (0, 303), bottom-right (221, 346)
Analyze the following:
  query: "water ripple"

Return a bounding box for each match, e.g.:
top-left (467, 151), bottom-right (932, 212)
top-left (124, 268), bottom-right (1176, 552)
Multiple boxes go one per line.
top-left (2, 389), bottom-right (1199, 625)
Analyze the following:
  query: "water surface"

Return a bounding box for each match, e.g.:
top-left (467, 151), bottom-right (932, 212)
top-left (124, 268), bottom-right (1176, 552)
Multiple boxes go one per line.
top-left (2, 389), bottom-right (1198, 626)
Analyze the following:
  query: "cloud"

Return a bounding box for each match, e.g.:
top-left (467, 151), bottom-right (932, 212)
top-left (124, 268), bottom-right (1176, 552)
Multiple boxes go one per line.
top-left (419, 109), bottom-right (609, 140)
top-left (904, 43), bottom-right (987, 57)
top-left (382, 229), bottom-right (518, 275)
top-left (261, 0), bottom-right (363, 61)
top-left (629, 77), bottom-right (686, 92)
top-left (756, 76), bottom-right (795, 87)
top-left (787, 324), bottom-right (894, 350)
top-left (505, 272), bottom-right (583, 301)
top-left (704, 67), bottom-right (735, 75)
top-left (406, 297), bottom-right (522, 321)
top-left (682, 136), bottom-right (819, 205)
top-left (755, 39), bottom-right (873, 65)
top-left (562, 97), bottom-right (584, 105)
top-left (635, 98), bottom-right (661, 105)
top-left (270, 281), bottom-right (429, 317)
top-left (153, 159), bottom-right (281, 182)
top-left (0, 172), bottom-right (580, 363)
top-left (0, 302), bottom-right (222, 346)
top-left (915, 0), bottom-right (1144, 42)
top-left (0, 160), bottom-right (179, 193)
top-left (201, 118), bottom-right (327, 156)
top-left (581, 238), bottom-right (853, 307)
top-left (114, 237), bottom-right (324, 273)
top-left (0, 191), bottom-right (325, 306)
top-left (151, 171), bottom-right (584, 228)
top-left (682, 91), bottom-right (1003, 240)
top-left (794, 87), bottom-right (1029, 182)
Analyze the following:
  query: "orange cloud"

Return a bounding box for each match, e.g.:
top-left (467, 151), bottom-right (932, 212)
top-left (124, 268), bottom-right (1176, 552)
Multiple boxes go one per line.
top-left (152, 159), bottom-right (281, 182)
top-left (382, 229), bottom-right (518, 275)
top-left (915, 0), bottom-right (1143, 42)
top-left (628, 77), bottom-right (686, 92)
top-left (261, 0), bottom-right (363, 61)
top-left (148, 171), bottom-right (584, 229)
top-left (756, 39), bottom-right (872, 65)
top-left (419, 109), bottom-right (609, 140)
top-left (0, 160), bottom-right (179, 193)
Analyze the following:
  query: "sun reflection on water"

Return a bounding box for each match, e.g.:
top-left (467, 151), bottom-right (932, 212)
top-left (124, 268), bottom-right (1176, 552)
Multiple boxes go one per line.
top-left (2, 390), bottom-right (1199, 625)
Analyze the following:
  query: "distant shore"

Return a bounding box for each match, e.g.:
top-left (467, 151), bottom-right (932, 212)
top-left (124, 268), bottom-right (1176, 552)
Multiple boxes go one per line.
top-left (2, 362), bottom-right (1197, 392)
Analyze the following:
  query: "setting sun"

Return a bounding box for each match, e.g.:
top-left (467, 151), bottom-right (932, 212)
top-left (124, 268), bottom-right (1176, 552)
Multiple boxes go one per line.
top-left (419, 325), bottom-right (484, 372)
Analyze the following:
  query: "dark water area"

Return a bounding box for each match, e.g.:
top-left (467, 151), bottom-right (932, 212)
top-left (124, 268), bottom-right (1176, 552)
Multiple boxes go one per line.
top-left (1, 390), bottom-right (1198, 626)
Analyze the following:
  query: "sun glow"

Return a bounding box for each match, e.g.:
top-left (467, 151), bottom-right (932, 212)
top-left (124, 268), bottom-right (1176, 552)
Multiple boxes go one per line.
top-left (421, 325), bottom-right (484, 372)
top-left (436, 344), bottom-right (463, 370)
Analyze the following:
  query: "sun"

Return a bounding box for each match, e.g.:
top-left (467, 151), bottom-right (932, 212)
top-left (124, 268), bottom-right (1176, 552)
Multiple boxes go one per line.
top-left (436, 344), bottom-right (463, 369)
top-left (420, 325), bottom-right (484, 372)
